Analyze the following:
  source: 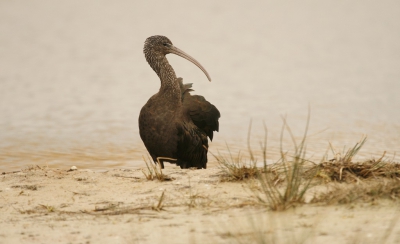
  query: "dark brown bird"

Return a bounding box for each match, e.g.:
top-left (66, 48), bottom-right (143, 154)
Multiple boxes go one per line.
top-left (139, 35), bottom-right (220, 169)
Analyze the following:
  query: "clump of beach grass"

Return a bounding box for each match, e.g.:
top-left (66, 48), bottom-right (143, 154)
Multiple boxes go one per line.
top-left (215, 110), bottom-right (317, 211)
top-left (254, 113), bottom-right (317, 211)
top-left (211, 121), bottom-right (263, 181)
top-left (212, 145), bottom-right (259, 182)
top-left (310, 136), bottom-right (400, 182)
top-left (311, 179), bottom-right (400, 205)
top-left (141, 155), bottom-right (173, 181)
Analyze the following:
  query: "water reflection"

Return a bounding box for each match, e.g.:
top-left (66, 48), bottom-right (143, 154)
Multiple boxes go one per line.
top-left (1, 1), bottom-right (399, 171)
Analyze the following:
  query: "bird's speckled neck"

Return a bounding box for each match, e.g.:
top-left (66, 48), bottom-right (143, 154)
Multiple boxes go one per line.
top-left (144, 42), bottom-right (181, 102)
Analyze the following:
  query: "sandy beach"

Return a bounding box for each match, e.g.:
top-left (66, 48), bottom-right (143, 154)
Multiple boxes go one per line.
top-left (1, 162), bottom-right (399, 244)
top-left (1, 0), bottom-right (400, 243)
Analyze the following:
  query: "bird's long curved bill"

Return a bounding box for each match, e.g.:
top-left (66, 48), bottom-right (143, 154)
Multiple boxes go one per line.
top-left (169, 46), bottom-right (211, 82)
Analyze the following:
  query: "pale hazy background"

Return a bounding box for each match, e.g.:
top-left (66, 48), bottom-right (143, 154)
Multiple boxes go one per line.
top-left (1, 0), bottom-right (399, 171)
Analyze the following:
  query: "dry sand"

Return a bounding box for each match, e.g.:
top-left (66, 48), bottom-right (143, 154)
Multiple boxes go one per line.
top-left (1, 162), bottom-right (399, 244)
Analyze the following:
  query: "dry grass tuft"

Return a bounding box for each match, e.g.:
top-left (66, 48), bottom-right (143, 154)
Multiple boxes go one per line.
top-left (141, 155), bottom-right (173, 181)
top-left (330, 135), bottom-right (367, 164)
top-left (313, 159), bottom-right (400, 182)
top-left (212, 121), bottom-right (268, 182)
top-left (311, 179), bottom-right (400, 205)
top-left (212, 146), bottom-right (260, 181)
top-left (215, 113), bottom-right (318, 211)
top-left (255, 114), bottom-right (317, 211)
top-left (215, 112), bottom-right (400, 212)
top-left (152, 191), bottom-right (165, 211)
top-left (309, 137), bottom-right (400, 182)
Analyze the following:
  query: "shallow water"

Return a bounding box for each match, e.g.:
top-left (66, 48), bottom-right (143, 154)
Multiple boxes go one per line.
top-left (1, 1), bottom-right (399, 172)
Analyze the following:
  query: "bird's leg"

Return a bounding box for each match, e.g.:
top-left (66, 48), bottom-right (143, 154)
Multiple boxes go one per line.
top-left (156, 157), bottom-right (177, 169)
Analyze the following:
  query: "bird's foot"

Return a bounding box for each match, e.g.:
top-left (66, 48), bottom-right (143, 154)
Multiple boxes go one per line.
top-left (156, 157), bottom-right (177, 169)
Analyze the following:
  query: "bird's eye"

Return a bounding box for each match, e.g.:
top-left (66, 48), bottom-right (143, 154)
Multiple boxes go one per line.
top-left (163, 43), bottom-right (168, 47)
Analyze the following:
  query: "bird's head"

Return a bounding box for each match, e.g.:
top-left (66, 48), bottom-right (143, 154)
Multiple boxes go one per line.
top-left (144, 35), bottom-right (211, 81)
top-left (144, 35), bottom-right (173, 56)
